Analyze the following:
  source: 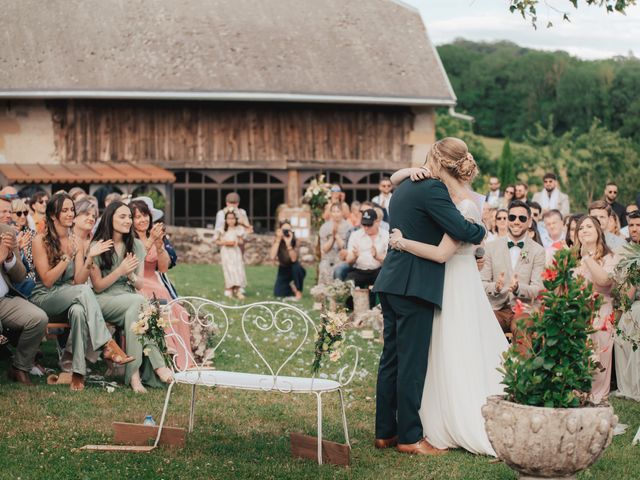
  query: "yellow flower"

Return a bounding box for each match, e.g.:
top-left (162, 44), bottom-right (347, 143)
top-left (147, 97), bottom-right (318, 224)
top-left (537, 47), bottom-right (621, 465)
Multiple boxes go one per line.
top-left (143, 347), bottom-right (151, 357)
top-left (131, 319), bottom-right (149, 335)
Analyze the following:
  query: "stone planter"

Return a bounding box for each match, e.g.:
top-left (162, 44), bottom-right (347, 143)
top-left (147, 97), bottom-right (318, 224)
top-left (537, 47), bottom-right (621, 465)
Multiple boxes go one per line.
top-left (482, 395), bottom-right (617, 479)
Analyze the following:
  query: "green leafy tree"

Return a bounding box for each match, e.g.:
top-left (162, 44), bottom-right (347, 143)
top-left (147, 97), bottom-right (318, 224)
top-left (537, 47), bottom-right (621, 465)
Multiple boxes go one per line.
top-left (498, 138), bottom-right (517, 187)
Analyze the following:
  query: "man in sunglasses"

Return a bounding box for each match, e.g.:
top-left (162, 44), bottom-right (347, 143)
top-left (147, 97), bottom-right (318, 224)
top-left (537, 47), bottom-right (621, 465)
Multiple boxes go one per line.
top-left (603, 182), bottom-right (627, 228)
top-left (481, 200), bottom-right (545, 333)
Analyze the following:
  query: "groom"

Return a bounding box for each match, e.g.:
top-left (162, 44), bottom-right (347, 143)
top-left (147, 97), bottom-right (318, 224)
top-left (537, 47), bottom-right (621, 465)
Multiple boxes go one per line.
top-left (373, 173), bottom-right (485, 454)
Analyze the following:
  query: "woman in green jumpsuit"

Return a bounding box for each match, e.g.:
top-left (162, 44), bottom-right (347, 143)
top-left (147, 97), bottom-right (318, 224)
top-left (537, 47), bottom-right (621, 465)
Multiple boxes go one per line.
top-left (90, 201), bottom-right (173, 393)
top-left (31, 193), bottom-right (134, 391)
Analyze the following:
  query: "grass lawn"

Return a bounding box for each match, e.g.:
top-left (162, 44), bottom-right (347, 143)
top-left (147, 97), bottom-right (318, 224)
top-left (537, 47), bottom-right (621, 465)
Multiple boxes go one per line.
top-left (1, 264), bottom-right (639, 480)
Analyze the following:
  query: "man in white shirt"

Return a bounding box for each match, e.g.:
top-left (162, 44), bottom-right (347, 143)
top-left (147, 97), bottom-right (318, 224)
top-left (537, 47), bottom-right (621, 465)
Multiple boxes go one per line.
top-left (346, 208), bottom-right (389, 289)
top-left (371, 177), bottom-right (393, 222)
top-left (485, 176), bottom-right (503, 208)
top-left (542, 209), bottom-right (565, 262)
top-left (532, 172), bottom-right (570, 217)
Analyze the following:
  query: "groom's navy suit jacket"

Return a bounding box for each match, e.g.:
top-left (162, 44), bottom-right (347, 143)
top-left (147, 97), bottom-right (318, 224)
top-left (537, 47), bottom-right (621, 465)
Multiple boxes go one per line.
top-left (373, 178), bottom-right (485, 308)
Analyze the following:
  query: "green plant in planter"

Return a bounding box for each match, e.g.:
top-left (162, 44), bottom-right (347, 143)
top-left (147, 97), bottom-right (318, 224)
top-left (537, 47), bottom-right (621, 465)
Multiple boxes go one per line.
top-left (500, 248), bottom-right (601, 408)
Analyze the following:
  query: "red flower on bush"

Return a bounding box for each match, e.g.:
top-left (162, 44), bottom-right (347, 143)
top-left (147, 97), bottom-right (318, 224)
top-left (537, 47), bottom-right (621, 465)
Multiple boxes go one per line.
top-left (542, 268), bottom-right (558, 281)
top-left (513, 299), bottom-right (526, 316)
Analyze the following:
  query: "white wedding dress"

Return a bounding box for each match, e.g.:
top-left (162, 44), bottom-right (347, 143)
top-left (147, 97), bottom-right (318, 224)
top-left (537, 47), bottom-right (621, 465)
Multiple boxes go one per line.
top-left (419, 199), bottom-right (509, 456)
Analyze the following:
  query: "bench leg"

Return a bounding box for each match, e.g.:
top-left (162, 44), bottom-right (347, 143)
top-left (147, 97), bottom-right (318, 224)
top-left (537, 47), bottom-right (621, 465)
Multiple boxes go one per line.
top-left (316, 392), bottom-right (323, 465)
top-left (338, 389), bottom-right (350, 448)
top-left (153, 381), bottom-right (176, 448)
top-left (188, 384), bottom-right (197, 433)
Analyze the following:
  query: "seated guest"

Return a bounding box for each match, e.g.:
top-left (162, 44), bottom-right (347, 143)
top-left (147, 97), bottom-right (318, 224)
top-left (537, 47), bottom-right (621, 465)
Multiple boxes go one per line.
top-left (269, 220), bottom-right (306, 300)
top-left (615, 210), bottom-right (640, 400)
top-left (528, 201), bottom-right (549, 246)
top-left (620, 203), bottom-right (639, 239)
top-left (31, 193), bottom-right (132, 391)
top-left (73, 197), bottom-right (98, 252)
top-left (318, 203), bottom-right (350, 285)
top-left (500, 184), bottom-right (515, 209)
top-left (322, 185), bottom-right (350, 221)
top-left (481, 201), bottom-right (545, 333)
top-left (589, 200), bottom-right (626, 251)
top-left (333, 202), bottom-right (371, 281)
top-left (348, 201), bottom-right (361, 228)
top-left (0, 222), bottom-right (48, 386)
top-left (487, 208), bottom-right (508, 243)
top-left (574, 216), bottom-right (617, 404)
top-left (373, 206), bottom-right (390, 232)
top-left (90, 201), bottom-right (173, 393)
top-left (345, 208), bottom-right (388, 289)
top-left (130, 198), bottom-right (194, 369)
top-left (531, 172), bottom-right (570, 216)
top-left (10, 198), bottom-right (36, 297)
top-left (528, 219), bottom-right (544, 246)
top-left (29, 191), bottom-right (49, 235)
top-left (563, 213), bottom-right (584, 248)
top-left (542, 209), bottom-right (565, 262)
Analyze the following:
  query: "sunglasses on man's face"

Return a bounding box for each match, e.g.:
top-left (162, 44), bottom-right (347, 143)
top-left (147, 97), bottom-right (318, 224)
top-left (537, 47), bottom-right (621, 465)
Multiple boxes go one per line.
top-left (13, 210), bottom-right (29, 217)
top-left (508, 214), bottom-right (529, 223)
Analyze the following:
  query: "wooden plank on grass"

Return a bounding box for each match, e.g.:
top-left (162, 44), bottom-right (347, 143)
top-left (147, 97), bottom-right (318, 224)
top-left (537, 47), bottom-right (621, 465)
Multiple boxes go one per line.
top-left (113, 422), bottom-right (186, 447)
top-left (80, 445), bottom-right (155, 453)
top-left (290, 432), bottom-right (350, 466)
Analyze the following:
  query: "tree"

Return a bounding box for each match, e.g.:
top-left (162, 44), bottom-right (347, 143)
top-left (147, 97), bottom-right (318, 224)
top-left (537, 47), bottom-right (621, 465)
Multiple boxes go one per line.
top-left (498, 139), bottom-right (517, 187)
top-left (509, 0), bottom-right (636, 28)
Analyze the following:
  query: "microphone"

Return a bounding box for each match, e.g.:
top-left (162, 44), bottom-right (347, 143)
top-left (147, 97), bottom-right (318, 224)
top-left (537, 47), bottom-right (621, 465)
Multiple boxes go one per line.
top-left (474, 247), bottom-right (485, 259)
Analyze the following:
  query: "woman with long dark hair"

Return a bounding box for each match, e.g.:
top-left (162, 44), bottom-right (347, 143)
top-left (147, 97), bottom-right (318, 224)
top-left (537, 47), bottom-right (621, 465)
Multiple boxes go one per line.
top-left (269, 219), bottom-right (306, 299)
top-left (31, 193), bottom-right (132, 391)
top-left (574, 215), bottom-right (617, 403)
top-left (90, 201), bottom-right (172, 393)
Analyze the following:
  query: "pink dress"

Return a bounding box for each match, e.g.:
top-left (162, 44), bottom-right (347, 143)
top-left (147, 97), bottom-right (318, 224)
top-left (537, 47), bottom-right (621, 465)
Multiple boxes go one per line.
top-left (141, 245), bottom-right (195, 370)
top-left (575, 253), bottom-right (616, 404)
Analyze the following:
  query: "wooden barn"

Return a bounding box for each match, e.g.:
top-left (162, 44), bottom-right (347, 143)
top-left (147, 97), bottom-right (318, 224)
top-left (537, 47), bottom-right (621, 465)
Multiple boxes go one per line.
top-left (0, 0), bottom-right (456, 232)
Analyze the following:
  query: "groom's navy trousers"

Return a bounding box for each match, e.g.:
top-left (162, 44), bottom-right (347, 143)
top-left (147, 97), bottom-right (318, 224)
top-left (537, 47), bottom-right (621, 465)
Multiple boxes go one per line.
top-left (375, 292), bottom-right (434, 445)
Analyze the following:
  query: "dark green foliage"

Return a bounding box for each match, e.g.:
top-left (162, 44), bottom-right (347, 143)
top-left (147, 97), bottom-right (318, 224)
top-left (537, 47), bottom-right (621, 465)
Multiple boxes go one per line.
top-left (501, 248), bottom-right (601, 408)
top-left (497, 138), bottom-right (516, 187)
top-left (437, 40), bottom-right (640, 143)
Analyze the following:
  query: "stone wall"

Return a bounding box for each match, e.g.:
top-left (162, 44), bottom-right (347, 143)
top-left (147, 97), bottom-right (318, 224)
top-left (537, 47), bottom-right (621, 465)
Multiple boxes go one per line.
top-left (166, 226), bottom-right (317, 266)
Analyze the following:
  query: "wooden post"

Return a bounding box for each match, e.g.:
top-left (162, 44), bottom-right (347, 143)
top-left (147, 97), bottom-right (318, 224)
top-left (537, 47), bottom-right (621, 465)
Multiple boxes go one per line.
top-left (287, 169), bottom-right (300, 207)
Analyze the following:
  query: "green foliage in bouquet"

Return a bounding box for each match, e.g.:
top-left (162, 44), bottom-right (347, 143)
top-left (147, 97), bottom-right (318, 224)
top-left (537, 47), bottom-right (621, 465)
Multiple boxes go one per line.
top-left (611, 242), bottom-right (640, 351)
top-left (302, 175), bottom-right (331, 231)
top-left (500, 248), bottom-right (601, 408)
top-left (131, 294), bottom-right (173, 368)
top-left (312, 307), bottom-right (350, 374)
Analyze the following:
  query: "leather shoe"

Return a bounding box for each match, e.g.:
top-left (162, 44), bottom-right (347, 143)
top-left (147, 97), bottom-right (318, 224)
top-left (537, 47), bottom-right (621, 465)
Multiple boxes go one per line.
top-left (7, 365), bottom-right (34, 386)
top-left (397, 438), bottom-right (447, 455)
top-left (374, 435), bottom-right (399, 449)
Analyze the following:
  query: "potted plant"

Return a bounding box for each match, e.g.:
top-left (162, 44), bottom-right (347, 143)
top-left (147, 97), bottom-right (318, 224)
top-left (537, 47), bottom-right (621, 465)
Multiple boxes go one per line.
top-left (482, 249), bottom-right (618, 479)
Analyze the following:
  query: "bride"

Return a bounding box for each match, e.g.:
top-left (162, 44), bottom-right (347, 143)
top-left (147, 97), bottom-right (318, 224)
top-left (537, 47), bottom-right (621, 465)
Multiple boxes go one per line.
top-left (389, 138), bottom-right (508, 456)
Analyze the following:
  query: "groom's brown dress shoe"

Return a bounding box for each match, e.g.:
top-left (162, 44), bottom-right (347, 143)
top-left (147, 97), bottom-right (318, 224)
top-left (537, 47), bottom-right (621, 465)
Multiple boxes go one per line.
top-left (374, 435), bottom-right (399, 449)
top-left (7, 365), bottom-right (34, 386)
top-left (397, 438), bottom-right (447, 455)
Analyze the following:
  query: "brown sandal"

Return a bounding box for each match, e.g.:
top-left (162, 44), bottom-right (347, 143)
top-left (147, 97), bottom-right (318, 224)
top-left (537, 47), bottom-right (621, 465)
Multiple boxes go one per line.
top-left (103, 339), bottom-right (135, 365)
top-left (71, 373), bottom-right (85, 391)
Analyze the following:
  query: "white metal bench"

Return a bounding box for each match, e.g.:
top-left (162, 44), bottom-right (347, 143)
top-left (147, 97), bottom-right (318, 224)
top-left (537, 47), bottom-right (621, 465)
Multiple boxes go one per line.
top-left (153, 297), bottom-right (358, 464)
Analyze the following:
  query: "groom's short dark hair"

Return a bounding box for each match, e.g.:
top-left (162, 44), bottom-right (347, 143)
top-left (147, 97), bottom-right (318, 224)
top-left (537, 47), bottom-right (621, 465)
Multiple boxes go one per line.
top-left (508, 200), bottom-right (531, 217)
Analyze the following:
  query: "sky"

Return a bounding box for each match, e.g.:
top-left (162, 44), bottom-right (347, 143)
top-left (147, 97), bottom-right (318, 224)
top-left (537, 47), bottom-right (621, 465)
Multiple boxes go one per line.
top-left (403, 0), bottom-right (640, 59)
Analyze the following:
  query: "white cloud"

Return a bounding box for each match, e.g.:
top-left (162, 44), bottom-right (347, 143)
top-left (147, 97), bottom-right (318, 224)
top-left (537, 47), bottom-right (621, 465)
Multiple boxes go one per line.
top-left (404, 0), bottom-right (640, 59)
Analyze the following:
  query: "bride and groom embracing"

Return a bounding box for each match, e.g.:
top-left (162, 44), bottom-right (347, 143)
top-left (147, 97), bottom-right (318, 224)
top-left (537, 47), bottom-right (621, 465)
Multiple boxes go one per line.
top-left (373, 137), bottom-right (508, 457)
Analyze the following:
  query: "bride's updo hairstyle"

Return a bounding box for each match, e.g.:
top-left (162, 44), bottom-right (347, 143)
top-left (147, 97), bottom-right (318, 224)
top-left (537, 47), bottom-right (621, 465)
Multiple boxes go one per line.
top-left (428, 137), bottom-right (478, 183)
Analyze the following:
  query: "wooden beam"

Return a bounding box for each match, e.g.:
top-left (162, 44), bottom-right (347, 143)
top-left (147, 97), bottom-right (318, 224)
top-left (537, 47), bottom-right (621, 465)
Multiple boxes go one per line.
top-left (112, 422), bottom-right (186, 448)
top-left (290, 432), bottom-right (350, 466)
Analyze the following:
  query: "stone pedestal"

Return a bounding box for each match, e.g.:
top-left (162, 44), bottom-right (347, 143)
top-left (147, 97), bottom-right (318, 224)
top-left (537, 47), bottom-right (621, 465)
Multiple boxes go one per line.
top-left (482, 396), bottom-right (617, 479)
